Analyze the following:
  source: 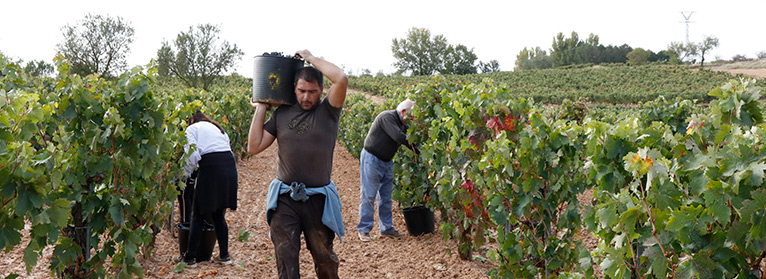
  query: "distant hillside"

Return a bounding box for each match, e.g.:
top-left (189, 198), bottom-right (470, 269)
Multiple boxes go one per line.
top-left (349, 64), bottom-right (762, 104)
top-left (710, 58), bottom-right (766, 79)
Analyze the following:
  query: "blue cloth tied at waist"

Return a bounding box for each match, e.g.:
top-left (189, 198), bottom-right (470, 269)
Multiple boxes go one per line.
top-left (266, 178), bottom-right (345, 241)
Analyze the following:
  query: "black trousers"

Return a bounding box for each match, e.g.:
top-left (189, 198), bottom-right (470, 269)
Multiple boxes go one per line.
top-left (185, 208), bottom-right (228, 261)
top-left (270, 194), bottom-right (338, 279)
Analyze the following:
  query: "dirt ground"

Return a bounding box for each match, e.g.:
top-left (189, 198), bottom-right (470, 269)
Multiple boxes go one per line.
top-left (710, 58), bottom-right (766, 79)
top-left (714, 68), bottom-right (766, 79)
top-left (1, 142), bottom-right (497, 278)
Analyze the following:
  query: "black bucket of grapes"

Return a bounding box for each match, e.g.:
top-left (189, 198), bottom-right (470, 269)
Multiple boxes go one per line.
top-left (402, 206), bottom-right (435, 236)
top-left (177, 222), bottom-right (217, 262)
top-left (252, 52), bottom-right (304, 106)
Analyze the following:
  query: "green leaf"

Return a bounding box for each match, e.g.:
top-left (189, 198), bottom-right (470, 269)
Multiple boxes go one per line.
top-left (30, 211), bottom-right (51, 226)
top-left (23, 241), bottom-right (39, 271)
top-left (689, 170), bottom-right (708, 196)
top-left (666, 207), bottom-right (697, 232)
top-left (513, 194), bottom-right (531, 217)
top-left (703, 191), bottom-right (731, 223)
top-left (676, 251), bottom-right (716, 279)
top-left (0, 216), bottom-right (24, 249)
top-left (434, 104), bottom-right (443, 118)
top-left (714, 125), bottom-right (731, 144)
top-left (621, 207), bottom-right (642, 235)
top-left (643, 244), bottom-right (669, 277)
top-left (682, 153), bottom-right (711, 172)
top-left (237, 229), bottom-right (251, 242)
top-left (49, 199), bottom-right (72, 227)
top-left (605, 137), bottom-right (627, 160)
top-left (747, 163), bottom-right (766, 186)
top-left (173, 262), bottom-right (186, 273)
top-left (596, 203), bottom-right (619, 230)
top-left (109, 204), bottom-right (125, 225)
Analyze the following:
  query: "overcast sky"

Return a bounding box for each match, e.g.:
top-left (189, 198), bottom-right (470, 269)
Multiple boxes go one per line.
top-left (2, 0), bottom-right (764, 77)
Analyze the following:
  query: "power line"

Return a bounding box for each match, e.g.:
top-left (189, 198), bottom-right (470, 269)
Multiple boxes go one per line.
top-left (680, 11), bottom-right (695, 44)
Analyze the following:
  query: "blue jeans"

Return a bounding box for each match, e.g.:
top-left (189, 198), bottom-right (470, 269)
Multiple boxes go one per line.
top-left (356, 148), bottom-right (396, 234)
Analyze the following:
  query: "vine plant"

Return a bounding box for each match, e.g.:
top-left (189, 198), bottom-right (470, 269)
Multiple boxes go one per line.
top-left (1, 54), bottom-right (195, 278)
top-left (584, 79), bottom-right (766, 278)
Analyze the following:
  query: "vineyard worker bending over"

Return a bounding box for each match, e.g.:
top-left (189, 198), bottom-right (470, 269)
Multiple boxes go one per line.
top-left (247, 49), bottom-right (348, 279)
top-left (181, 111), bottom-right (238, 267)
top-left (356, 99), bottom-right (418, 242)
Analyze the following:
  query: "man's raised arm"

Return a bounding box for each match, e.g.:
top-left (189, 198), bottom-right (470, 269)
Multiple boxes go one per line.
top-left (296, 49), bottom-right (348, 108)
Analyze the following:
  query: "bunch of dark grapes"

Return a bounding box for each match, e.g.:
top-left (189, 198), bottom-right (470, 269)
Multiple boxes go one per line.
top-left (262, 52), bottom-right (300, 59)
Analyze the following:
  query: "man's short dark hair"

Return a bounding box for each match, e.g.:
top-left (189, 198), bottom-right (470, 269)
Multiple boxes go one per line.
top-left (294, 66), bottom-right (323, 87)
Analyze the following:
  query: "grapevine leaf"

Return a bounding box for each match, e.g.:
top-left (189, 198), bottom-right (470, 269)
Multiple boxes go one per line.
top-left (689, 170), bottom-right (708, 196)
top-left (703, 191), bottom-right (731, 223)
top-left (14, 187), bottom-right (32, 214)
top-left (709, 247), bottom-right (738, 265)
top-left (49, 199), bottom-right (72, 227)
top-left (0, 169), bottom-right (12, 195)
top-left (0, 216), bottom-right (24, 250)
top-left (173, 262), bottom-right (186, 273)
top-left (621, 207), bottom-right (642, 236)
top-left (30, 211), bottom-right (50, 226)
top-left (62, 104), bottom-right (77, 121)
top-left (582, 205), bottom-right (596, 232)
top-left (605, 137), bottom-right (626, 160)
top-left (109, 204), bottom-right (125, 225)
top-left (725, 221), bottom-right (749, 247)
top-left (513, 194), bottom-right (531, 217)
top-left (0, 114), bottom-right (9, 127)
top-left (666, 207), bottom-right (699, 232)
top-left (714, 125), bottom-right (731, 144)
top-left (746, 163), bottom-right (766, 186)
top-left (678, 227), bottom-right (706, 251)
top-left (434, 104), bottom-right (443, 118)
top-left (682, 153), bottom-right (711, 172)
top-left (642, 245), bottom-right (668, 278)
top-left (577, 247), bottom-right (594, 277)
top-left (676, 251), bottom-right (716, 279)
top-left (489, 195), bottom-right (508, 225)
top-left (739, 190), bottom-right (766, 223)
top-left (596, 203), bottom-right (618, 230)
top-left (23, 240), bottom-right (39, 271)
top-left (0, 138), bottom-right (6, 156)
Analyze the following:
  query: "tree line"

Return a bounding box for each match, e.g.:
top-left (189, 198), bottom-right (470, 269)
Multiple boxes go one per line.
top-left (6, 13), bottom-right (765, 85)
top-left (10, 15), bottom-right (502, 82)
top-left (514, 31), bottom-right (726, 71)
top-left (389, 27), bottom-right (500, 76)
top-left (6, 13), bottom-right (243, 91)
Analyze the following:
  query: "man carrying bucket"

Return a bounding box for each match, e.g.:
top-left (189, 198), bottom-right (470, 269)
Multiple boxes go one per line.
top-left (356, 99), bottom-right (418, 242)
top-left (247, 49), bottom-right (347, 279)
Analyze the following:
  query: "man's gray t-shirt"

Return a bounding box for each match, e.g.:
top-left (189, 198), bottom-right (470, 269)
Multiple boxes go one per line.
top-left (264, 98), bottom-right (341, 187)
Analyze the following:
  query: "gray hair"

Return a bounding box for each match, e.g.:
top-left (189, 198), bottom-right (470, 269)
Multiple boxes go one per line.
top-left (396, 99), bottom-right (415, 113)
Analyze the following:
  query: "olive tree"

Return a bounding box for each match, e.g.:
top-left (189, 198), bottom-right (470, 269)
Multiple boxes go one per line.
top-left (667, 41), bottom-right (698, 64)
top-left (697, 35), bottom-right (719, 69)
top-left (56, 14), bottom-right (134, 77)
top-left (157, 24), bottom-right (243, 91)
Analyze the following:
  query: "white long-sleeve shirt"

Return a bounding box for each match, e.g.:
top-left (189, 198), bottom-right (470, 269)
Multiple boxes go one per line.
top-left (183, 121), bottom-right (232, 176)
